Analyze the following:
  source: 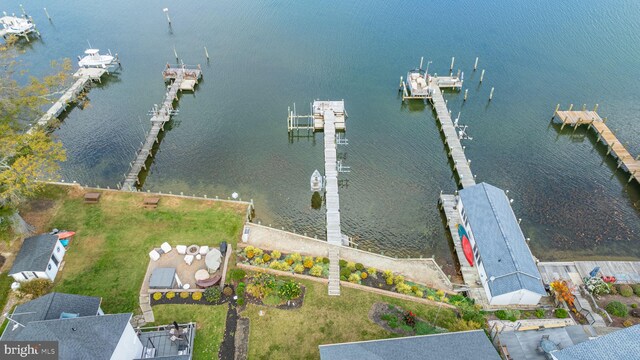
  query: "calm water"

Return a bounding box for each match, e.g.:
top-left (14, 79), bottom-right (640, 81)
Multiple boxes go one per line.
top-left (8, 1), bottom-right (640, 272)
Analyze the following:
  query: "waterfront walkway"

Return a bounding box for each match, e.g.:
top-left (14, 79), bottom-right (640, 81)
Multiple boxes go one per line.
top-left (428, 78), bottom-right (475, 188)
top-left (242, 223), bottom-right (452, 290)
top-left (121, 65), bottom-right (201, 191)
top-left (554, 108), bottom-right (640, 184)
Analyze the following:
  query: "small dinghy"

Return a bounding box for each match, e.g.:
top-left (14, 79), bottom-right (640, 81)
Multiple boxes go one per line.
top-left (57, 231), bottom-right (76, 240)
top-left (310, 169), bottom-right (324, 192)
top-left (457, 224), bottom-right (474, 267)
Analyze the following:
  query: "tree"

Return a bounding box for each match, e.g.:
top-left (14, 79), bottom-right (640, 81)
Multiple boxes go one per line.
top-left (0, 38), bottom-right (70, 235)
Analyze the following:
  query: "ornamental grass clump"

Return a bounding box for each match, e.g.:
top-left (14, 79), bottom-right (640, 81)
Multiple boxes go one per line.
top-left (166, 291), bottom-right (176, 299)
top-left (271, 250), bottom-right (281, 260)
top-left (310, 265), bottom-right (323, 277)
top-left (192, 292), bottom-right (202, 301)
top-left (180, 292), bottom-right (189, 299)
top-left (293, 264), bottom-right (305, 274)
top-left (153, 292), bottom-right (163, 301)
top-left (348, 273), bottom-right (361, 284)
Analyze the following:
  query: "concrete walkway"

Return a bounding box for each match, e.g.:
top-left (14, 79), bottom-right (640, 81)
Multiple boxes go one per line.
top-left (242, 223), bottom-right (452, 290)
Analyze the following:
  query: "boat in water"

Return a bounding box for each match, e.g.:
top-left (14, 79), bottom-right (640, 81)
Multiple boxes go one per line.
top-left (310, 169), bottom-right (324, 192)
top-left (457, 224), bottom-right (474, 267)
top-left (77, 49), bottom-right (119, 68)
top-left (0, 15), bottom-right (37, 39)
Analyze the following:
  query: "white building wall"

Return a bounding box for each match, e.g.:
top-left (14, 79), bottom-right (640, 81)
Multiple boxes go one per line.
top-left (489, 289), bottom-right (542, 306)
top-left (110, 322), bottom-right (144, 360)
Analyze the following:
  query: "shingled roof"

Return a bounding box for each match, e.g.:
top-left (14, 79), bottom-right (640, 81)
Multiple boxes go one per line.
top-left (9, 234), bottom-right (59, 274)
top-left (459, 183), bottom-right (546, 296)
top-left (552, 325), bottom-right (640, 360)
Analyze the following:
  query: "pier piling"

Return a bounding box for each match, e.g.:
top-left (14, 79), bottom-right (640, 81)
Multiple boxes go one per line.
top-left (474, 57), bottom-right (479, 71)
top-left (479, 69), bottom-right (485, 83)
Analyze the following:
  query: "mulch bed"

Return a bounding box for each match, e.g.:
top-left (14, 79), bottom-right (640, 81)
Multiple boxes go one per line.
top-left (595, 293), bottom-right (640, 327)
top-left (151, 286), bottom-right (235, 306)
top-left (219, 303), bottom-right (238, 360)
top-left (369, 302), bottom-right (443, 336)
top-left (360, 274), bottom-right (394, 292)
top-left (244, 286), bottom-right (306, 310)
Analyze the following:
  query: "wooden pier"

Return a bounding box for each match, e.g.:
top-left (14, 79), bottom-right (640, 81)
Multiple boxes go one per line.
top-left (28, 68), bottom-right (112, 134)
top-left (554, 107), bottom-right (640, 184)
top-left (439, 194), bottom-right (488, 306)
top-left (121, 64), bottom-right (202, 191)
top-left (429, 78), bottom-right (476, 188)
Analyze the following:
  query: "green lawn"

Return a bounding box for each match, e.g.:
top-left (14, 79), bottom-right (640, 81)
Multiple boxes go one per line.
top-left (150, 304), bottom-right (228, 360)
top-left (31, 185), bottom-right (245, 313)
top-left (242, 278), bottom-right (471, 360)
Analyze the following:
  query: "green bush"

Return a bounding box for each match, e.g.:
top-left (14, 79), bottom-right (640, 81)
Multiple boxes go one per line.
top-left (608, 283), bottom-right (618, 295)
top-left (237, 298), bottom-right (245, 306)
top-left (340, 267), bottom-right (352, 278)
top-left (459, 303), bottom-right (485, 324)
top-left (192, 292), bottom-right (202, 301)
top-left (340, 275), bottom-right (347, 281)
top-left (271, 250), bottom-right (281, 260)
top-left (180, 292), bottom-right (189, 299)
top-left (355, 263), bottom-right (364, 271)
top-left (394, 275), bottom-right (405, 285)
top-left (166, 291), bottom-right (176, 299)
top-left (535, 308), bottom-right (545, 319)
top-left (619, 284), bottom-right (634, 297)
top-left (495, 310), bottom-right (508, 320)
top-left (309, 265), bottom-right (323, 277)
top-left (606, 301), bottom-right (628, 317)
top-left (631, 303), bottom-right (637, 309)
top-left (322, 257), bottom-right (330, 264)
top-left (204, 287), bottom-right (222, 303)
top-left (293, 264), bottom-right (305, 274)
top-left (153, 292), bottom-right (163, 301)
top-left (289, 253), bottom-right (302, 263)
top-left (632, 284), bottom-right (640, 297)
top-left (228, 269), bottom-right (246, 282)
top-left (346, 262), bottom-right (356, 271)
top-left (495, 309), bottom-right (519, 321)
top-left (278, 280), bottom-right (301, 300)
top-left (339, 259), bottom-right (347, 268)
top-left (554, 308), bottom-right (569, 319)
top-left (19, 279), bottom-right (53, 298)
top-left (348, 273), bottom-right (361, 284)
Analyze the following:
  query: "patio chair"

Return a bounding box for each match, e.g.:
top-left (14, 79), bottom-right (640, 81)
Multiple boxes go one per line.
top-left (176, 245), bottom-right (187, 255)
top-left (149, 250), bottom-right (161, 262)
top-left (199, 246), bottom-right (209, 255)
top-left (161, 242), bottom-right (172, 254)
top-left (184, 255), bottom-right (194, 265)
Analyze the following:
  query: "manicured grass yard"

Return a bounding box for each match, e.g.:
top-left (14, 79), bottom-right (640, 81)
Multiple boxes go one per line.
top-left (242, 278), bottom-right (464, 360)
top-left (150, 304), bottom-right (228, 360)
top-left (29, 185), bottom-right (246, 313)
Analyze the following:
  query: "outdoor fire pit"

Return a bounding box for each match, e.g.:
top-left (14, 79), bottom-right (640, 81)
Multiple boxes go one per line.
top-left (187, 245), bottom-right (200, 255)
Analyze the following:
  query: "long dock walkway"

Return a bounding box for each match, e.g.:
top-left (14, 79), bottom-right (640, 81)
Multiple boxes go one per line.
top-left (121, 65), bottom-right (201, 191)
top-left (429, 78), bottom-right (475, 188)
top-left (28, 68), bottom-right (110, 134)
top-left (439, 194), bottom-right (488, 306)
top-left (554, 108), bottom-right (639, 184)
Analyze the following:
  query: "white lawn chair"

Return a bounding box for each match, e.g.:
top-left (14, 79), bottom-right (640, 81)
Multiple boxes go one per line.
top-left (199, 246), bottom-right (209, 255)
top-left (184, 255), bottom-right (194, 265)
top-left (149, 250), bottom-right (161, 262)
top-left (160, 242), bottom-right (172, 254)
top-left (176, 245), bottom-right (187, 255)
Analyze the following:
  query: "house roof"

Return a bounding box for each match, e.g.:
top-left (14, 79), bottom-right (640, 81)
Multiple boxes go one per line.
top-left (551, 325), bottom-right (640, 360)
top-left (497, 325), bottom-right (590, 360)
top-left (319, 330), bottom-right (501, 360)
top-left (1, 292), bottom-right (102, 341)
top-left (9, 234), bottom-right (60, 274)
top-left (10, 313), bottom-right (132, 360)
top-left (459, 183), bottom-right (546, 297)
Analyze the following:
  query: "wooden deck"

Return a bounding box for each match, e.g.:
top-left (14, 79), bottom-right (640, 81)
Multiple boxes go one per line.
top-left (555, 109), bottom-right (640, 184)
top-left (121, 65), bottom-right (202, 191)
top-left (429, 79), bottom-right (476, 188)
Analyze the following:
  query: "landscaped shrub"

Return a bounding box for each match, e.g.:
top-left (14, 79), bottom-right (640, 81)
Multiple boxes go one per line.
top-left (459, 303), bottom-right (485, 324)
top-left (153, 292), bottom-right (163, 301)
top-left (550, 280), bottom-right (575, 308)
top-left (19, 279), bottom-right (53, 298)
top-left (229, 269), bottom-right (246, 282)
top-left (340, 275), bottom-right (347, 281)
top-left (166, 291), bottom-right (176, 300)
top-left (293, 264), bottom-right (305, 274)
top-left (436, 289), bottom-right (445, 298)
top-left (271, 250), bottom-right (281, 260)
top-left (396, 282), bottom-right (412, 295)
top-left (623, 319), bottom-right (634, 327)
top-left (360, 272), bottom-right (368, 279)
top-left (367, 267), bottom-right (377, 277)
top-left (204, 287), bottom-right (222, 303)
top-left (339, 259), bottom-right (347, 268)
top-left (180, 292), bottom-right (189, 299)
top-left (269, 261), bottom-right (291, 271)
top-left (608, 283), bottom-right (618, 295)
top-left (394, 275), bottom-right (405, 285)
top-left (386, 276), bottom-right (394, 286)
top-left (346, 262), bottom-right (356, 271)
top-left (414, 290), bottom-right (424, 298)
top-left (315, 256), bottom-right (325, 263)
top-left (253, 257), bottom-right (264, 265)
top-left (253, 247), bottom-right (264, 258)
top-left (632, 303), bottom-right (638, 309)
top-left (348, 273), bottom-right (361, 284)
top-left (285, 258), bottom-right (294, 266)
top-left (495, 310), bottom-right (508, 320)
top-left (340, 267), bottom-right (352, 278)
top-left (606, 301), bottom-right (628, 317)
top-left (619, 284), bottom-right (634, 297)
top-left (403, 311), bottom-right (416, 327)
top-left (262, 253), bottom-right (271, 262)
top-left (303, 258), bottom-right (314, 269)
top-left (535, 308), bottom-right (545, 318)
top-left (237, 298), bottom-right (245, 306)
top-left (632, 284), bottom-right (640, 297)
top-left (355, 263), bottom-right (364, 271)
top-left (290, 253), bottom-right (302, 263)
top-left (236, 283), bottom-right (246, 296)
top-left (310, 265), bottom-right (323, 277)
top-left (278, 280), bottom-right (301, 300)
top-left (246, 250), bottom-right (255, 259)
top-left (223, 286), bottom-right (234, 296)
top-left (584, 277), bottom-right (610, 296)
top-left (323, 257), bottom-right (330, 264)
top-left (554, 308), bottom-right (569, 319)
top-left (192, 292), bottom-right (202, 301)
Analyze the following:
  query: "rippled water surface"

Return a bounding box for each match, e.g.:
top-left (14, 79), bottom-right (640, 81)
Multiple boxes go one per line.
top-left (8, 1), bottom-right (640, 272)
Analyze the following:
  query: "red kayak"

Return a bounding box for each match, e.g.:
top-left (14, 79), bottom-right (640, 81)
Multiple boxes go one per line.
top-left (461, 235), bottom-right (474, 267)
top-left (57, 231), bottom-right (76, 239)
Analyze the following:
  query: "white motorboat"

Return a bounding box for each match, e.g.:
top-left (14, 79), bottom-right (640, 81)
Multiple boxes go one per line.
top-left (77, 49), bottom-right (119, 68)
top-left (310, 169), bottom-right (324, 192)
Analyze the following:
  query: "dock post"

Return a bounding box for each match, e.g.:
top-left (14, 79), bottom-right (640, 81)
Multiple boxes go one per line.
top-left (204, 46), bottom-right (209, 60)
top-left (420, 56), bottom-right (424, 70)
top-left (464, 89), bottom-right (468, 101)
top-left (19, 4), bottom-right (26, 16)
top-left (163, 8), bottom-right (172, 25)
top-left (569, 103), bottom-right (573, 111)
top-left (603, 117), bottom-right (608, 124)
top-left (582, 104), bottom-right (586, 111)
top-left (44, 7), bottom-right (51, 21)
top-left (450, 57), bottom-right (455, 73)
top-left (474, 57), bottom-right (479, 71)
top-left (173, 46), bottom-right (179, 61)
top-left (489, 87), bottom-right (494, 101)
top-left (594, 104), bottom-right (599, 112)
top-left (399, 76), bottom-right (403, 90)
top-left (561, 121), bottom-right (566, 131)
top-left (479, 69), bottom-right (485, 83)
top-left (554, 104), bottom-right (560, 116)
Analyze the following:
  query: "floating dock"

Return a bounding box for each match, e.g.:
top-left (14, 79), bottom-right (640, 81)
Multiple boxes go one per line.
top-left (121, 64), bottom-right (202, 191)
top-left (554, 107), bottom-right (639, 184)
top-left (428, 77), bottom-right (475, 188)
top-left (28, 68), bottom-right (112, 134)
